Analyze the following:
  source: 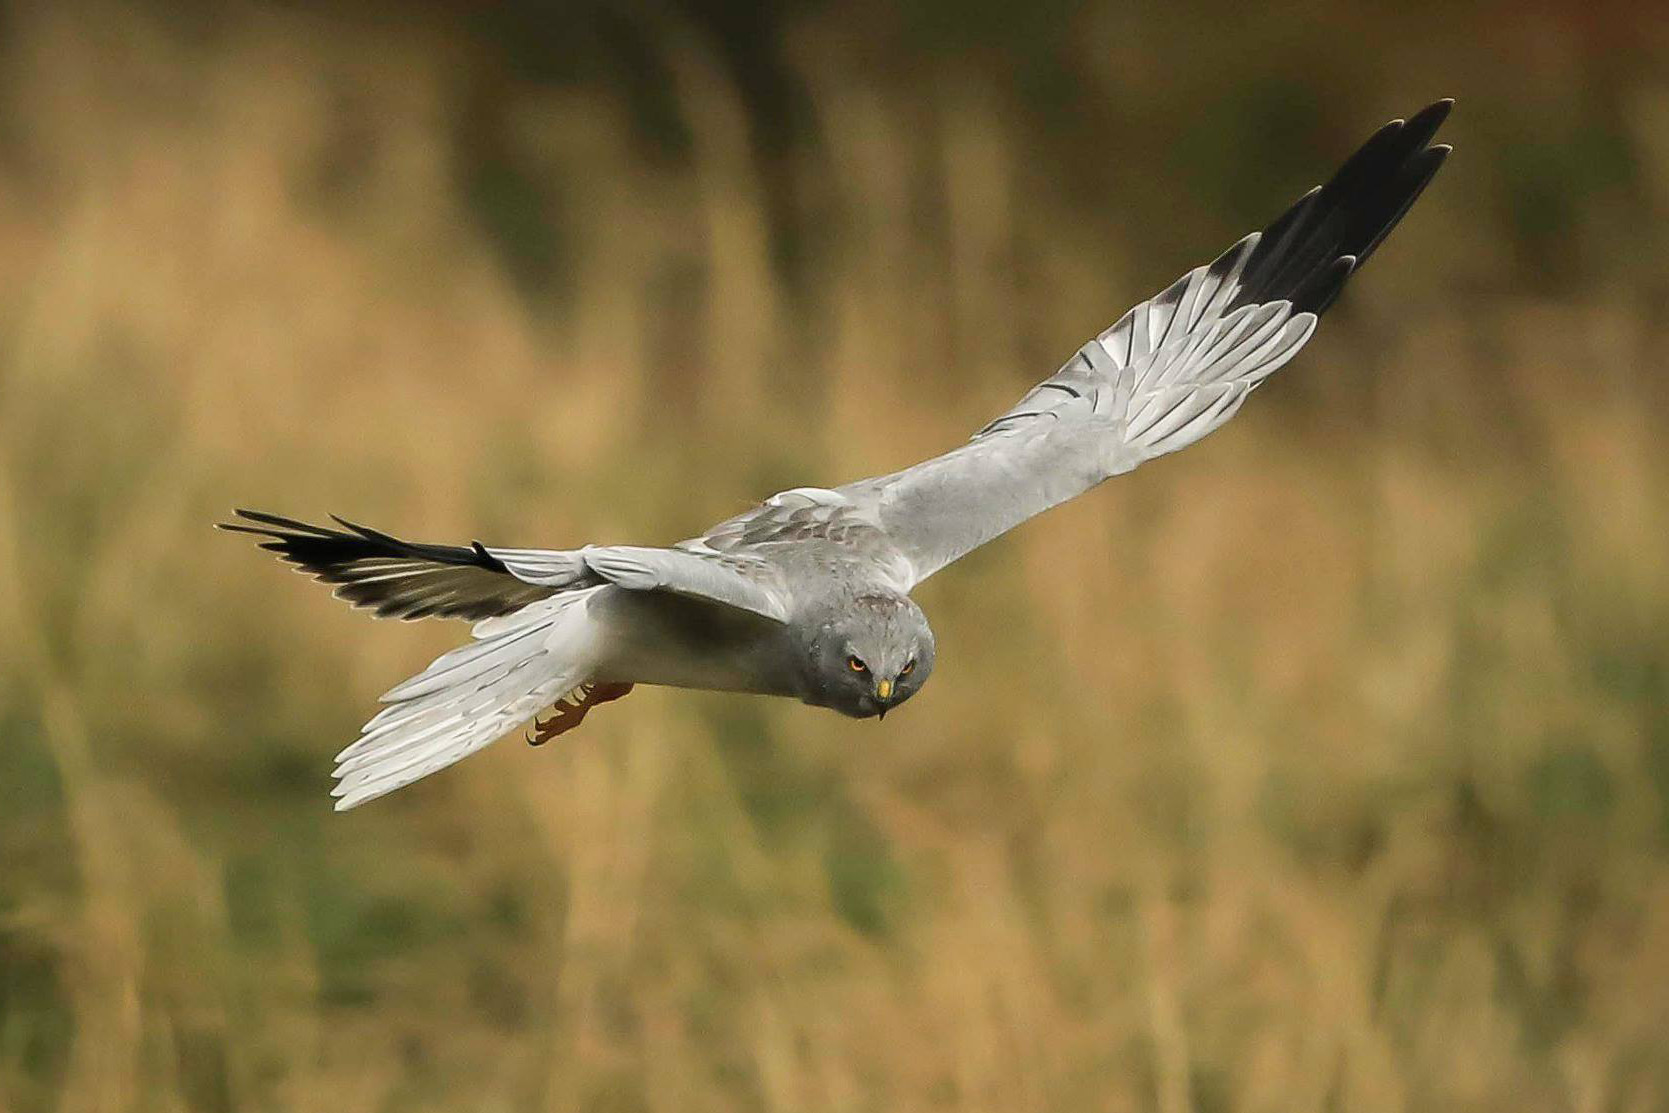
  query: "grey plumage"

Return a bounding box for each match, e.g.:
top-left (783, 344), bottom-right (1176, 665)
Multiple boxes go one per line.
top-left (224, 100), bottom-right (1453, 810)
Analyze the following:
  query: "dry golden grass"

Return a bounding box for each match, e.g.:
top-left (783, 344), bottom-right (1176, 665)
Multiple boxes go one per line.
top-left (1, 5), bottom-right (1667, 1112)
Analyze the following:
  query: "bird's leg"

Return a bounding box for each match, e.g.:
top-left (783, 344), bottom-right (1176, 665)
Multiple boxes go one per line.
top-left (527, 682), bottom-right (635, 746)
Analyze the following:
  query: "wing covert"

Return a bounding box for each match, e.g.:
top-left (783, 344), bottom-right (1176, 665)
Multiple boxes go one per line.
top-left (578, 545), bottom-right (793, 623)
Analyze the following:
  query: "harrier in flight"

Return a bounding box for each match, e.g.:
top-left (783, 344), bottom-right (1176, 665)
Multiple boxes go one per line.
top-left (225, 100), bottom-right (1452, 809)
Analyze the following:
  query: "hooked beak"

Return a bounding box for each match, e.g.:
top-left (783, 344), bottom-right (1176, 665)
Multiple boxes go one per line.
top-left (875, 677), bottom-right (893, 719)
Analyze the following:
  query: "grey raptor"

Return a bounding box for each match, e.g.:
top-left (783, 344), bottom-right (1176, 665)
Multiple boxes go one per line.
top-left (224, 100), bottom-right (1453, 810)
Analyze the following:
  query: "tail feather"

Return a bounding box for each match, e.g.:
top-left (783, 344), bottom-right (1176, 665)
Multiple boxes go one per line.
top-left (376, 620), bottom-right (552, 703)
top-left (330, 590), bottom-right (602, 810)
top-left (334, 712), bottom-right (475, 777)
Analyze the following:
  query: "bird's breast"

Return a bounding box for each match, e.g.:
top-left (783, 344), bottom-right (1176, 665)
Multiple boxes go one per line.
top-left (584, 586), bottom-right (799, 696)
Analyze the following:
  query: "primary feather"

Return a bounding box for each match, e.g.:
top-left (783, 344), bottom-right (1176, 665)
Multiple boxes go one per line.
top-left (217, 509), bottom-right (556, 621)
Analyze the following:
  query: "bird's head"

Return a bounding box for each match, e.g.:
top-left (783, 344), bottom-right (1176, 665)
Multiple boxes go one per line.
top-left (797, 591), bottom-right (935, 719)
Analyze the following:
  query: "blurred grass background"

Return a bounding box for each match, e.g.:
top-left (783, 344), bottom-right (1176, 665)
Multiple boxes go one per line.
top-left (1, 1), bottom-right (1667, 1110)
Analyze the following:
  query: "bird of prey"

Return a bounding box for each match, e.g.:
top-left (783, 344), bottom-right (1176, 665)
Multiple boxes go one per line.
top-left (224, 100), bottom-right (1452, 810)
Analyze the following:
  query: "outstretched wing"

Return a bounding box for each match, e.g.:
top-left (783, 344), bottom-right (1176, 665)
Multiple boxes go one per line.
top-left (844, 99), bottom-right (1452, 585)
top-left (223, 509), bottom-right (793, 624)
top-left (218, 509), bottom-right (561, 620)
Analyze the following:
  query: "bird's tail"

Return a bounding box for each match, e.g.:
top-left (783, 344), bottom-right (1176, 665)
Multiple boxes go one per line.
top-left (330, 588), bottom-right (605, 810)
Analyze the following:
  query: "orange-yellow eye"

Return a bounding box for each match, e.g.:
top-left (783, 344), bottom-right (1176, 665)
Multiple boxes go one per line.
top-left (899, 659), bottom-right (916, 677)
top-left (847, 656), bottom-right (868, 674)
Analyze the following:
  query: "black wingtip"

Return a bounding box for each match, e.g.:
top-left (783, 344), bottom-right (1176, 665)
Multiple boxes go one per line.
top-left (1408, 98), bottom-right (1455, 128)
top-left (216, 508), bottom-right (548, 620)
top-left (470, 540), bottom-right (510, 574)
top-left (1231, 99), bottom-right (1453, 317)
top-left (218, 509), bottom-right (282, 535)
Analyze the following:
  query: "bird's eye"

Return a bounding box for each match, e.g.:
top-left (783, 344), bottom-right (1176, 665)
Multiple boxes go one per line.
top-left (846, 655), bottom-right (868, 674)
top-left (899, 659), bottom-right (916, 677)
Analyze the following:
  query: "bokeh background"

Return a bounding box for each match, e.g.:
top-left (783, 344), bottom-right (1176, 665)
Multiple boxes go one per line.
top-left (2, 2), bottom-right (1667, 1111)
